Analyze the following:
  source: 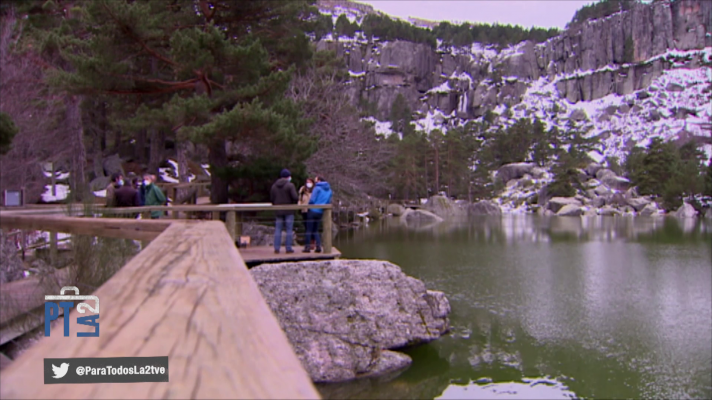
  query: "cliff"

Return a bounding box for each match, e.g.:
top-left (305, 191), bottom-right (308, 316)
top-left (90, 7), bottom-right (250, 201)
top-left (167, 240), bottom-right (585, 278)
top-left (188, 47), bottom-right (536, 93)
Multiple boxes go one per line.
top-left (318, 0), bottom-right (712, 162)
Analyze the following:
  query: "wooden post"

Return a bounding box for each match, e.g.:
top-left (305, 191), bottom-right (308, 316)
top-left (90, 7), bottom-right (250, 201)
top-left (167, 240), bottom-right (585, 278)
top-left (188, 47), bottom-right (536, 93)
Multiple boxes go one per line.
top-left (235, 212), bottom-right (242, 238)
top-left (323, 207), bottom-right (332, 254)
top-left (49, 231), bottom-right (57, 265)
top-left (212, 211), bottom-right (219, 221)
top-left (226, 211), bottom-right (236, 242)
top-left (20, 230), bottom-right (26, 261)
top-left (172, 187), bottom-right (178, 219)
top-left (50, 162), bottom-right (56, 197)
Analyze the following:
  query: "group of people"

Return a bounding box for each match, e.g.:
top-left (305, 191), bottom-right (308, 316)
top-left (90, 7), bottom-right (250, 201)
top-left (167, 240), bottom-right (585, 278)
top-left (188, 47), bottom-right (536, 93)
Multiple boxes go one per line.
top-left (270, 169), bottom-right (332, 254)
top-left (105, 172), bottom-right (166, 218)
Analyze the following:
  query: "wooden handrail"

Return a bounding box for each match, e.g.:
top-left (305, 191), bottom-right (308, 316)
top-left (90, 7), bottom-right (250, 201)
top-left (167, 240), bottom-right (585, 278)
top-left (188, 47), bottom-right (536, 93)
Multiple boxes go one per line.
top-left (0, 216), bottom-right (321, 399)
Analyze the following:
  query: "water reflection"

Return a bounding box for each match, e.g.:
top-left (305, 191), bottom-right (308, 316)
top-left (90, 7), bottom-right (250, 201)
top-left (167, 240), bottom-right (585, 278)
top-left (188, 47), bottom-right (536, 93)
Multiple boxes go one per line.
top-left (436, 377), bottom-right (578, 399)
top-left (329, 215), bottom-right (712, 400)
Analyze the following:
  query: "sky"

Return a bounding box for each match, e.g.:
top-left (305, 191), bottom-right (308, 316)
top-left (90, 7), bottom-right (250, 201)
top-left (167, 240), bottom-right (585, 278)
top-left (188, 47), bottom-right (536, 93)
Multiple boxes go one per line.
top-left (356, 1), bottom-right (598, 29)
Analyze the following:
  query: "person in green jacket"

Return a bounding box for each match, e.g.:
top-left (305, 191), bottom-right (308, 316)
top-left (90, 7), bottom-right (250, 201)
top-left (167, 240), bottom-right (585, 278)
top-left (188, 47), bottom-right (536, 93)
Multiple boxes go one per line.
top-left (143, 174), bottom-right (166, 219)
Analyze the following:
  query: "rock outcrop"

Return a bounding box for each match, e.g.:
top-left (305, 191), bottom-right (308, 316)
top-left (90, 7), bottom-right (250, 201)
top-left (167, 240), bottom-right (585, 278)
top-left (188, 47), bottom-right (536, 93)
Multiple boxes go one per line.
top-left (548, 197), bottom-right (582, 213)
top-left (249, 260), bottom-right (451, 382)
top-left (0, 231), bottom-right (24, 284)
top-left (422, 195), bottom-right (466, 219)
top-left (387, 203), bottom-right (405, 216)
top-left (674, 202), bottom-right (698, 218)
top-left (467, 200), bottom-right (502, 216)
top-left (400, 208), bottom-right (444, 225)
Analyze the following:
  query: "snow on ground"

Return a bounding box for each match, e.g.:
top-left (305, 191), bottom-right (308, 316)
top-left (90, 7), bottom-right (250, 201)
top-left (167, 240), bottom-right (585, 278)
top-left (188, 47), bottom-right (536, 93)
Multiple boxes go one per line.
top-left (201, 163), bottom-right (211, 177)
top-left (362, 117), bottom-right (395, 138)
top-left (42, 170), bottom-right (70, 180)
top-left (93, 189), bottom-right (107, 198)
top-left (159, 159), bottom-right (196, 184)
top-left (41, 184), bottom-right (69, 203)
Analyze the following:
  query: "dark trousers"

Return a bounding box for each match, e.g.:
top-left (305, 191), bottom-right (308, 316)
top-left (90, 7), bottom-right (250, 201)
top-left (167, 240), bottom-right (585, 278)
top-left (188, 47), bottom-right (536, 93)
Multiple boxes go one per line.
top-left (304, 211), bottom-right (323, 250)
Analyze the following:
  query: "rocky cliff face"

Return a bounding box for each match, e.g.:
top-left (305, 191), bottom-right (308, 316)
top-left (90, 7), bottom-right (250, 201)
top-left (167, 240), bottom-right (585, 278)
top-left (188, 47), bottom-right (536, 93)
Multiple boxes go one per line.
top-left (318, 0), bottom-right (712, 162)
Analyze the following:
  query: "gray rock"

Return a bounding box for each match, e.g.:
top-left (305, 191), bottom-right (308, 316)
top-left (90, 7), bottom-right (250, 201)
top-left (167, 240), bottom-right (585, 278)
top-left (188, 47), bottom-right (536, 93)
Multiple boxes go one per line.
top-left (607, 192), bottom-right (628, 207)
top-left (387, 204), bottom-right (405, 217)
top-left (249, 260), bottom-right (451, 382)
top-left (496, 163), bottom-right (535, 183)
top-left (591, 196), bottom-right (606, 208)
top-left (594, 185), bottom-right (613, 197)
top-left (675, 203), bottom-right (697, 218)
top-left (467, 200), bottom-right (502, 216)
top-left (530, 167), bottom-right (548, 179)
top-left (599, 206), bottom-right (621, 216)
top-left (626, 197), bottom-right (650, 212)
top-left (423, 196), bottom-right (466, 219)
top-left (639, 203), bottom-right (660, 217)
top-left (89, 176), bottom-right (112, 192)
top-left (102, 154), bottom-right (124, 177)
top-left (569, 109), bottom-right (588, 121)
top-left (586, 163), bottom-right (603, 177)
top-left (596, 168), bottom-right (616, 181)
top-left (666, 83), bottom-right (684, 92)
top-left (586, 179), bottom-right (601, 188)
top-left (600, 174), bottom-right (630, 191)
top-left (401, 209), bottom-right (444, 225)
top-left (0, 231), bottom-right (25, 284)
top-left (556, 204), bottom-right (583, 216)
top-left (548, 197), bottom-right (582, 213)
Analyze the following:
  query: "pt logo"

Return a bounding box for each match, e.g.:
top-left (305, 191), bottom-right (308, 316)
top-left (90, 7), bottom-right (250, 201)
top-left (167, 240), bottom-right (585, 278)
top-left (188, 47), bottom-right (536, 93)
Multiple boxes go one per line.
top-left (45, 286), bottom-right (100, 337)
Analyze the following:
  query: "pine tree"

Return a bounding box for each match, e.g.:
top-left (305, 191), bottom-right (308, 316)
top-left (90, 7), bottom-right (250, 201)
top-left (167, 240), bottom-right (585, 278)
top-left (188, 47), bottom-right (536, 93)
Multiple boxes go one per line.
top-left (44, 0), bottom-right (320, 204)
top-left (0, 112), bottom-right (17, 155)
top-left (389, 94), bottom-right (414, 137)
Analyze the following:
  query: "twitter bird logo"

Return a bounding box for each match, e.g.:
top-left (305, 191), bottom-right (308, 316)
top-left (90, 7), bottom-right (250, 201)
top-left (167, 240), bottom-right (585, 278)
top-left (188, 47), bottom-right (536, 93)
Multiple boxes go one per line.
top-left (52, 363), bottom-right (69, 379)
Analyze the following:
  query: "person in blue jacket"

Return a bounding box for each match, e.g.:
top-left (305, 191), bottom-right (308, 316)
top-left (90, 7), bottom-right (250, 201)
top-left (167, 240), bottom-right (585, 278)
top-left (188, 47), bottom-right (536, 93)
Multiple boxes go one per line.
top-left (303, 175), bottom-right (332, 253)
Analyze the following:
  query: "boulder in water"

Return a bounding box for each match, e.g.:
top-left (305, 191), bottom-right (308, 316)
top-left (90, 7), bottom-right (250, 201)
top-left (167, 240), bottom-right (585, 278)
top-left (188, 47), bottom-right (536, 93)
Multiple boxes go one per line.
top-left (401, 208), bottom-right (444, 225)
top-left (626, 197), bottom-right (650, 212)
top-left (423, 195), bottom-right (466, 219)
top-left (249, 260), bottom-right (451, 383)
top-left (387, 203), bottom-right (405, 217)
top-left (639, 203), bottom-right (660, 217)
top-left (556, 204), bottom-right (584, 216)
top-left (467, 200), bottom-right (502, 216)
top-left (599, 206), bottom-right (621, 216)
top-left (675, 203), bottom-right (697, 218)
top-left (548, 197), bottom-right (582, 213)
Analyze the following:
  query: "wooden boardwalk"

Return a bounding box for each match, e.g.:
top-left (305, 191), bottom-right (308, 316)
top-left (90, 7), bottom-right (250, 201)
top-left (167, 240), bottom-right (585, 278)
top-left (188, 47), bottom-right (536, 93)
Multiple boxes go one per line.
top-left (241, 246), bottom-right (341, 267)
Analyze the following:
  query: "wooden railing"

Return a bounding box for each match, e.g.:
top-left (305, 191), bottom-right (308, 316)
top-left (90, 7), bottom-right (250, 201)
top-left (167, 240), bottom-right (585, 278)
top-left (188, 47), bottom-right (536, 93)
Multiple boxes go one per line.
top-left (0, 211), bottom-right (321, 399)
top-left (5, 203), bottom-right (335, 255)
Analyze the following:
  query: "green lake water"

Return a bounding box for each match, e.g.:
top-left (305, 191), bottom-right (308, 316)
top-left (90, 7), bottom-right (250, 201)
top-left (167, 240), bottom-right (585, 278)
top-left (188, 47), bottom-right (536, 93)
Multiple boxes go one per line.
top-left (318, 215), bottom-right (712, 400)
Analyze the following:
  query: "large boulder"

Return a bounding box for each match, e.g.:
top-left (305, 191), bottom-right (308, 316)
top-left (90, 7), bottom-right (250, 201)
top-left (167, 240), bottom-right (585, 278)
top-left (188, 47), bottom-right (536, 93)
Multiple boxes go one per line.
top-left (607, 192), bottom-right (628, 207)
top-left (0, 232), bottom-right (25, 284)
top-left (595, 168), bottom-right (616, 181)
top-left (599, 206), bottom-right (621, 216)
top-left (249, 260), bottom-right (451, 382)
top-left (423, 195), bottom-right (466, 219)
top-left (89, 176), bottom-right (112, 192)
top-left (591, 196), bottom-right (606, 208)
top-left (626, 197), bottom-right (650, 212)
top-left (594, 185), bottom-right (613, 197)
top-left (387, 203), bottom-right (406, 217)
top-left (556, 204), bottom-right (583, 216)
top-left (530, 167), bottom-right (548, 179)
top-left (496, 163), bottom-right (535, 183)
top-left (586, 162), bottom-right (603, 177)
top-left (102, 154), bottom-right (124, 177)
top-left (548, 197), bottom-right (582, 213)
top-left (467, 200), bottom-right (502, 216)
top-left (600, 174), bottom-right (630, 191)
top-left (675, 203), bottom-right (697, 218)
top-left (639, 203), bottom-right (660, 217)
top-left (401, 209), bottom-right (444, 225)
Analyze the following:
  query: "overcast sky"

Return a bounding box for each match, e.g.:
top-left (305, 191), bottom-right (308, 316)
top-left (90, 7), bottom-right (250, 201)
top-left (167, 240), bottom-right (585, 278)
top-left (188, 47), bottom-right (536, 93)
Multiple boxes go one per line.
top-left (357, 1), bottom-right (598, 29)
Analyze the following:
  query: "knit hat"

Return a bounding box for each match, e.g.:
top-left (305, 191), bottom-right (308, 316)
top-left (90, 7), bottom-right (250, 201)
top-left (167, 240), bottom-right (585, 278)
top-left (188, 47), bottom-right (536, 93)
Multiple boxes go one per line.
top-left (280, 169), bottom-right (291, 178)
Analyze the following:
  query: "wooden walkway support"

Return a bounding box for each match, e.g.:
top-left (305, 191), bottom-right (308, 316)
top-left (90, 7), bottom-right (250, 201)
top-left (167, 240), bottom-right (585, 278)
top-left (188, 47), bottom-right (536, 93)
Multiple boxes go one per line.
top-left (0, 212), bottom-right (321, 399)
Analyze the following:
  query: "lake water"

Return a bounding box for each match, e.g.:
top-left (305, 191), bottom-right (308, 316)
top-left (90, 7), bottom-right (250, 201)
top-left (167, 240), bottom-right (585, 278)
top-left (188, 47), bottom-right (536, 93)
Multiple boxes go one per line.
top-left (319, 215), bottom-right (712, 399)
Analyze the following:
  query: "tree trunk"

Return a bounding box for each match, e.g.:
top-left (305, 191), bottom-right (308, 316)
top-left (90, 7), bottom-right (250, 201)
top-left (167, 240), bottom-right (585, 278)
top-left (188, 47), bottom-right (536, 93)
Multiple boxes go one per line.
top-left (65, 95), bottom-right (86, 200)
top-left (176, 140), bottom-right (189, 202)
top-left (434, 146), bottom-right (439, 196)
top-left (148, 128), bottom-right (163, 174)
top-left (92, 124), bottom-right (104, 179)
top-left (135, 129), bottom-right (146, 164)
top-left (209, 139), bottom-right (229, 204)
top-left (99, 100), bottom-right (107, 152)
top-left (113, 128), bottom-right (122, 154)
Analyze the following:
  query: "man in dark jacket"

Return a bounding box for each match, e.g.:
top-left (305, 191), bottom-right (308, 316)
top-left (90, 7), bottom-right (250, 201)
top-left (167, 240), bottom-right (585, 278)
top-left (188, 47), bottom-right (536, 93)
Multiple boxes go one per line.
top-left (303, 175), bottom-right (332, 253)
top-left (115, 180), bottom-right (139, 207)
top-left (270, 169), bottom-right (298, 254)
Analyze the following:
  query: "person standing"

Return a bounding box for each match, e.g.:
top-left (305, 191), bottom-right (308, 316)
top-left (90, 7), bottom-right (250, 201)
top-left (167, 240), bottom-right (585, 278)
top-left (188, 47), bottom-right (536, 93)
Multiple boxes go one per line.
top-left (106, 173), bottom-right (123, 207)
top-left (143, 174), bottom-right (166, 219)
top-left (270, 169), bottom-right (298, 254)
top-left (298, 178), bottom-right (314, 248)
top-left (114, 179), bottom-right (139, 218)
top-left (303, 175), bottom-right (332, 253)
